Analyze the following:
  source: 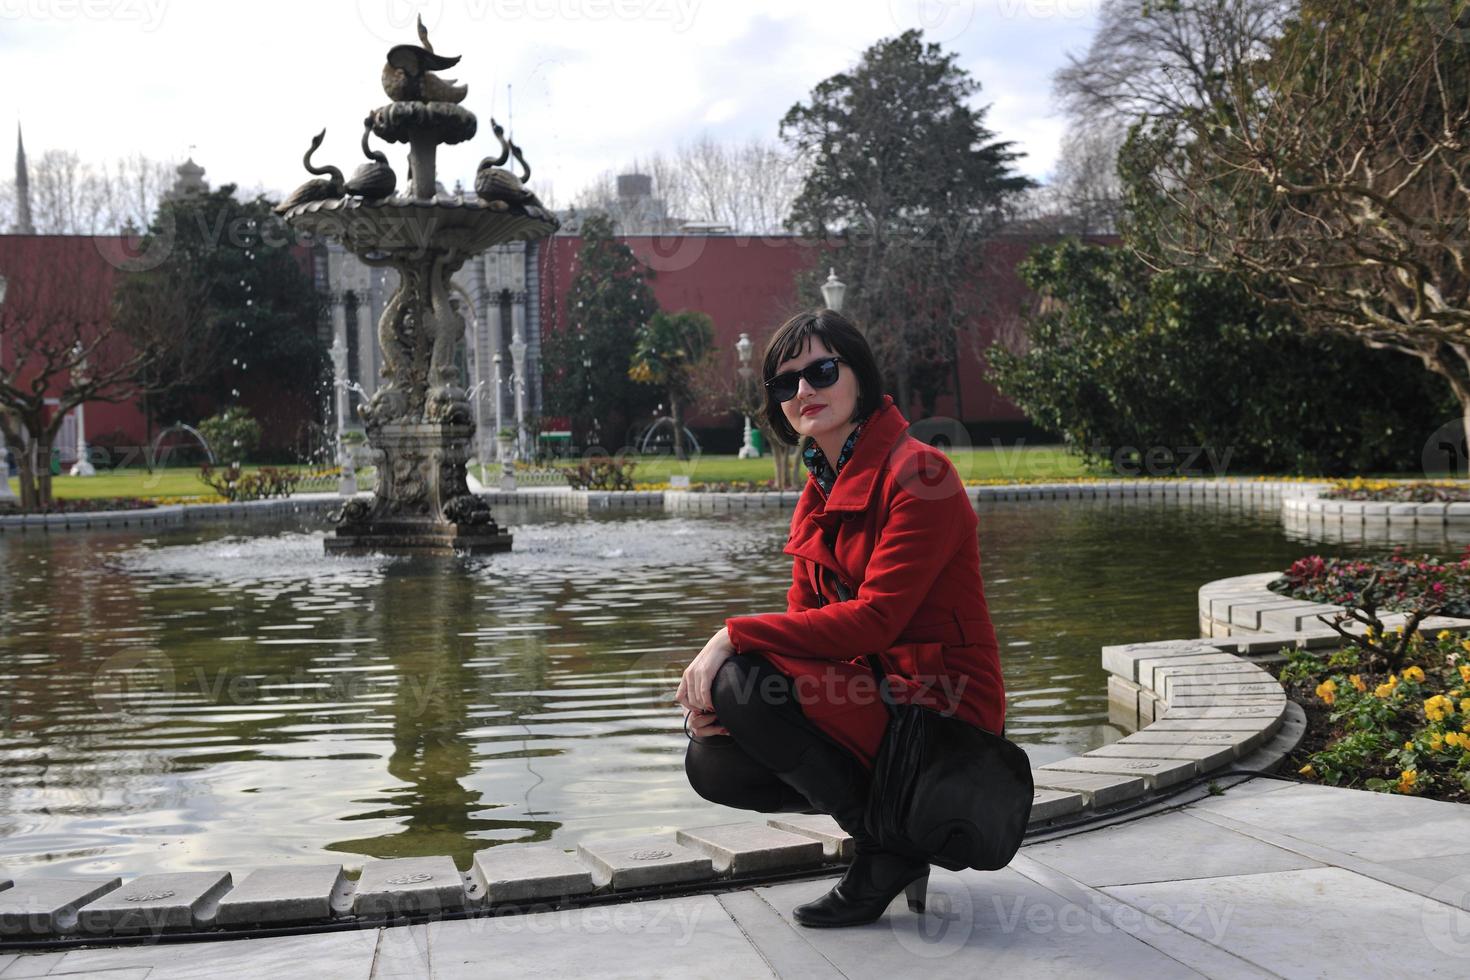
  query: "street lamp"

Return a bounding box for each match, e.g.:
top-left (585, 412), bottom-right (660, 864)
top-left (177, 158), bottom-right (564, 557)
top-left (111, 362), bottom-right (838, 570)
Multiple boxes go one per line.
top-left (0, 274), bottom-right (13, 504)
top-left (329, 336), bottom-right (358, 496)
top-left (69, 342), bottom-right (95, 477)
top-left (821, 268), bottom-right (846, 313)
top-left (735, 331), bottom-right (759, 459)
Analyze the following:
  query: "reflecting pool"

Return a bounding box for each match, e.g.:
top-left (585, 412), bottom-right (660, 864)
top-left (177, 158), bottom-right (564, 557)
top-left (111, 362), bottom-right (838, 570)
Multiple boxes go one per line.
top-left (0, 496), bottom-right (1397, 874)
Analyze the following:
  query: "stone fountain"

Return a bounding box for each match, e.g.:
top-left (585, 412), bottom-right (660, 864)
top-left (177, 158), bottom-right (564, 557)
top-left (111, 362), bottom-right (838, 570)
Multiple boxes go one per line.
top-left (278, 18), bottom-right (558, 555)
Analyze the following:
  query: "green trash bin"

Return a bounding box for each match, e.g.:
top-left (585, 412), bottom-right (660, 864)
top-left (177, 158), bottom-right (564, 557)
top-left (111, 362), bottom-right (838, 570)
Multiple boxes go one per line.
top-left (750, 428), bottom-right (766, 455)
top-left (50, 448), bottom-right (62, 476)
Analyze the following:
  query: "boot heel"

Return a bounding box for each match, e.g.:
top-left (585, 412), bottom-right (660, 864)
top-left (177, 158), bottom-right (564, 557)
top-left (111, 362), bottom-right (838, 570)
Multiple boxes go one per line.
top-left (904, 869), bottom-right (929, 913)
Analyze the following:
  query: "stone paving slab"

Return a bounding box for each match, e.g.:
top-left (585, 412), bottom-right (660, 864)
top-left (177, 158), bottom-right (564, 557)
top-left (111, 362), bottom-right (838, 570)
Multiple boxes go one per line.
top-left (76, 871), bottom-right (231, 934)
top-left (1028, 788), bottom-right (1086, 823)
top-left (1025, 808), bottom-right (1324, 888)
top-left (674, 822), bottom-right (823, 875)
top-left (215, 864), bottom-right (350, 927)
top-left (764, 813), bottom-right (852, 861)
top-left (1141, 655), bottom-right (1260, 689)
top-left (756, 866), bottom-right (1213, 979)
top-left (1084, 740), bottom-right (1236, 771)
top-left (353, 856), bottom-right (467, 918)
top-left (576, 834), bottom-right (716, 890)
top-left (1105, 865), bottom-right (1470, 977)
top-left (474, 845), bottom-right (595, 905)
top-left (0, 877), bottom-right (120, 936)
top-left (1113, 729), bottom-right (1257, 756)
top-left (1101, 639), bottom-right (1225, 683)
top-left (1028, 769), bottom-right (1147, 807)
top-left (1039, 756), bottom-right (1196, 791)
top-left (1158, 702), bottom-right (1283, 719)
top-left (425, 893), bottom-right (773, 979)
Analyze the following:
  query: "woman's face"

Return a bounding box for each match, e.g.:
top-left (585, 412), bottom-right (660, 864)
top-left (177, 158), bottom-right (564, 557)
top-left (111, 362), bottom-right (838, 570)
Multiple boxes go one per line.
top-left (777, 335), bottom-right (861, 446)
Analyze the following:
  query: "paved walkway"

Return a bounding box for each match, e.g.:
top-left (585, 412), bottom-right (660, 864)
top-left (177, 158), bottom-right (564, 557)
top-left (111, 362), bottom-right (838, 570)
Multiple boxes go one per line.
top-left (2, 774), bottom-right (1466, 978)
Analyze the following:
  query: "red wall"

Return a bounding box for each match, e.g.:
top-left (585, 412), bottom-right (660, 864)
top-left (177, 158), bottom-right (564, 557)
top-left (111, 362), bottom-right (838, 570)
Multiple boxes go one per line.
top-left (538, 232), bottom-right (1116, 430)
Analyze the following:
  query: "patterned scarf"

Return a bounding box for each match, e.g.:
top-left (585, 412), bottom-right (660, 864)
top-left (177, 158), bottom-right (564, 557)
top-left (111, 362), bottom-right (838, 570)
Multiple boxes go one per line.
top-left (801, 409), bottom-right (872, 496)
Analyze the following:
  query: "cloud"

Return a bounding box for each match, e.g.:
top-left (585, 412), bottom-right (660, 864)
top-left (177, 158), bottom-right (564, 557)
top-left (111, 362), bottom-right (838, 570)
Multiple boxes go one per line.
top-left (0, 0), bottom-right (1102, 209)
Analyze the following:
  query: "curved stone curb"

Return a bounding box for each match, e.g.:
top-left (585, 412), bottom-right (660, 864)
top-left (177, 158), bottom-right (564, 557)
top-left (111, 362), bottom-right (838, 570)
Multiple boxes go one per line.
top-left (1199, 571), bottom-right (1470, 640)
top-left (0, 493), bottom-right (351, 534)
top-left (0, 626), bottom-right (1320, 948)
top-left (0, 476), bottom-right (1330, 531)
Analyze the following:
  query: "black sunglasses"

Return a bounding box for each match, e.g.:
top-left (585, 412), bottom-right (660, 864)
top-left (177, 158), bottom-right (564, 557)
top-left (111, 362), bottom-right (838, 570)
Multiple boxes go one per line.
top-left (764, 356), bottom-right (846, 403)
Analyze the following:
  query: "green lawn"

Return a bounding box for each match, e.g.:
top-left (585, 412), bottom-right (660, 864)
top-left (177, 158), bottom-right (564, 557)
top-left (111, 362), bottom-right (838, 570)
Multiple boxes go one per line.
top-left (3, 464), bottom-right (331, 500)
top-left (5, 448), bottom-right (1439, 501)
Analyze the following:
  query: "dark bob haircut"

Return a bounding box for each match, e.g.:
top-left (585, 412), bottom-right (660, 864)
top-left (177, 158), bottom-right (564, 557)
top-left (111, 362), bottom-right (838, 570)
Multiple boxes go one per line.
top-left (757, 308), bottom-right (885, 447)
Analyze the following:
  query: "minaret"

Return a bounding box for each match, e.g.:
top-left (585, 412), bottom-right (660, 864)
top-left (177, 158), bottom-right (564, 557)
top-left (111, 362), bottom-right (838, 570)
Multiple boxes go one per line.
top-left (13, 123), bottom-right (35, 235)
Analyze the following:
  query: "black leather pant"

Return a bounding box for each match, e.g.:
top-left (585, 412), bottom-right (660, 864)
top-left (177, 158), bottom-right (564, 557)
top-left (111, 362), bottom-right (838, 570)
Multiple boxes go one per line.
top-left (683, 652), bottom-right (873, 818)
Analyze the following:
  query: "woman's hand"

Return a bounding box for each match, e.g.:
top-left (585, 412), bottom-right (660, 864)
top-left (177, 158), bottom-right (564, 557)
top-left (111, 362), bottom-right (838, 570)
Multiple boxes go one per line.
top-left (675, 627), bottom-right (737, 714)
top-left (686, 707), bottom-right (730, 739)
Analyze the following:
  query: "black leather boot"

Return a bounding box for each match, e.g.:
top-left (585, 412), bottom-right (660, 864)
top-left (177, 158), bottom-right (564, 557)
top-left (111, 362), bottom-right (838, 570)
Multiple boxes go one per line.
top-left (771, 746), bottom-right (930, 928)
top-left (792, 844), bottom-right (931, 928)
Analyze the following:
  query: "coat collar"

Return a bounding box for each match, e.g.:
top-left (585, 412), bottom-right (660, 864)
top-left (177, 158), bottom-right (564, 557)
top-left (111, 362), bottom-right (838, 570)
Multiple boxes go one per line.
top-left (783, 393), bottom-right (910, 577)
top-left (808, 392), bottom-right (908, 513)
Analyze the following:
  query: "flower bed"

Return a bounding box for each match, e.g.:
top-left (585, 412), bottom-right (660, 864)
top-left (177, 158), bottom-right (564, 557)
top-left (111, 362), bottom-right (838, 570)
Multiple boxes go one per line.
top-left (1272, 630), bottom-right (1470, 801)
top-left (1320, 477), bottom-right (1470, 502)
top-left (1267, 546), bottom-right (1470, 619)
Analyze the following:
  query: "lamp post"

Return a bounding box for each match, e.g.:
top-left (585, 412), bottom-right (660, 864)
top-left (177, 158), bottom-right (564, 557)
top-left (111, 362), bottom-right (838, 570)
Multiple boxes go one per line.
top-left (735, 332), bottom-right (759, 459)
top-left (329, 336), bottom-right (358, 496)
top-left (69, 343), bottom-right (95, 477)
top-left (509, 330), bottom-right (527, 463)
top-left (0, 274), bottom-right (13, 504)
top-left (821, 267), bottom-right (846, 313)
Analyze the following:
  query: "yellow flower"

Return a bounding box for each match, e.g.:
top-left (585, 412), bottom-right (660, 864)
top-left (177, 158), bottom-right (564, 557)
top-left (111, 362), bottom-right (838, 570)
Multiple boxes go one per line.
top-left (1459, 663), bottom-right (1470, 684)
top-left (1425, 695), bottom-right (1454, 722)
top-left (1403, 666), bottom-right (1426, 683)
top-left (1462, 639), bottom-right (1470, 653)
top-left (1396, 769), bottom-right (1418, 794)
top-left (1446, 732), bottom-right (1470, 751)
top-left (1404, 740), bottom-right (1415, 750)
top-left (1349, 674), bottom-right (1367, 692)
top-left (1298, 763), bottom-right (1315, 776)
top-left (1430, 733), bottom-right (1445, 751)
top-left (1366, 627), bottom-right (1377, 639)
top-left (1316, 679), bottom-right (1338, 705)
top-left (1439, 630), bottom-right (1454, 642)
top-left (1375, 682), bottom-right (1396, 699)
top-left (1461, 698), bottom-right (1470, 714)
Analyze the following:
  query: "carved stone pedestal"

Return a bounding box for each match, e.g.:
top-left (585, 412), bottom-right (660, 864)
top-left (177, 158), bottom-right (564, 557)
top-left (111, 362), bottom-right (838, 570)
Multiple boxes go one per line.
top-left (326, 422), bottom-right (511, 556)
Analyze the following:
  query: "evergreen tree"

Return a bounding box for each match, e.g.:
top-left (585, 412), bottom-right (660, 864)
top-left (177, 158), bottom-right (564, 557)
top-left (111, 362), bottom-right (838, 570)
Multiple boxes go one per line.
top-left (780, 29), bottom-right (1035, 417)
top-left (543, 213), bottom-right (661, 449)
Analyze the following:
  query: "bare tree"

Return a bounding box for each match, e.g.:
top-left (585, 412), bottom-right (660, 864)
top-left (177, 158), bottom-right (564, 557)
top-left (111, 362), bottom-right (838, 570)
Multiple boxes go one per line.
top-left (0, 238), bottom-right (210, 510)
top-left (1128, 1), bottom-right (1470, 440)
top-left (5, 149), bottom-right (175, 235)
top-left (1054, 0), bottom-right (1293, 125)
top-left (569, 133), bottom-right (802, 234)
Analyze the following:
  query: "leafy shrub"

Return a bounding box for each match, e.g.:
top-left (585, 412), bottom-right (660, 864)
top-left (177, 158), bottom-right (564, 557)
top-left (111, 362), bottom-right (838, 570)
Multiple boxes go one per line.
top-left (198, 463), bottom-right (302, 501)
top-left (197, 408), bottom-right (262, 464)
top-left (562, 457), bottom-right (638, 491)
top-left (1322, 478), bottom-right (1470, 502)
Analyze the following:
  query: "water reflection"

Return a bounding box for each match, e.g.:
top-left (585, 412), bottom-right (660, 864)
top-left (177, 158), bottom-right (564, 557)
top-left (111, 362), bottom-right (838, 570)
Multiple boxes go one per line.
top-left (0, 495), bottom-right (1422, 874)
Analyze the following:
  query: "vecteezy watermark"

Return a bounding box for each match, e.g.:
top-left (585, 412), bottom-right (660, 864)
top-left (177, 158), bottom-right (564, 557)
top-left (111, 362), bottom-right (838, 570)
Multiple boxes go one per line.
top-left (1421, 872), bottom-right (1470, 959)
top-left (0, 0), bottom-right (168, 31)
top-left (1422, 417), bottom-right (1468, 478)
top-left (92, 650), bottom-right (176, 716)
top-left (887, 0), bottom-right (974, 44)
top-left (892, 873), bottom-right (1237, 959)
top-left (356, 0), bottom-right (700, 44)
top-left (1086, 443), bottom-right (1236, 478)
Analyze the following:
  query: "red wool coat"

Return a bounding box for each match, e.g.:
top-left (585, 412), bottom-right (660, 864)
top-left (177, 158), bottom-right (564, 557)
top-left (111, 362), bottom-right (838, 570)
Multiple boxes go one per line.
top-left (724, 393), bottom-right (1007, 771)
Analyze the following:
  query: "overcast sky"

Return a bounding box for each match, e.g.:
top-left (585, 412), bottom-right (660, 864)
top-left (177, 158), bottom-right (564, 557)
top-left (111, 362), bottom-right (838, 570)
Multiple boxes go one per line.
top-left (1, 0), bottom-right (1103, 209)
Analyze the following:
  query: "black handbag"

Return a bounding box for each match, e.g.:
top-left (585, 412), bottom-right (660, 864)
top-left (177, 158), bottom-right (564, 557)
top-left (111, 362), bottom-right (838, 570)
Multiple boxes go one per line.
top-left (858, 651), bottom-right (1034, 872)
top-left (818, 553), bottom-right (1034, 873)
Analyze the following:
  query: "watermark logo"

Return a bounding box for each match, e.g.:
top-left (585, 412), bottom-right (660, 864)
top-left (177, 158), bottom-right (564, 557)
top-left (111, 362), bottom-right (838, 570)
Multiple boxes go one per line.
top-left (888, 0), bottom-right (975, 44)
top-left (92, 650), bottom-right (175, 716)
top-left (1422, 872), bottom-right (1470, 959)
top-left (1422, 417), bottom-right (1468, 477)
top-left (0, 0), bottom-right (169, 31)
top-left (356, 0), bottom-right (444, 45)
